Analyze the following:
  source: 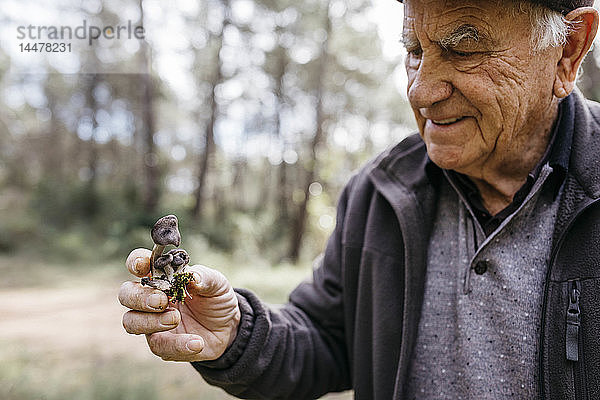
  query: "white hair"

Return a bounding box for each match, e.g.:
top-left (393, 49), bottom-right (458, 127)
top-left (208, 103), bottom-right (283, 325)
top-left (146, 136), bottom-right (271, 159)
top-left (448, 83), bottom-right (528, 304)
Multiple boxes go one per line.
top-left (516, 2), bottom-right (578, 51)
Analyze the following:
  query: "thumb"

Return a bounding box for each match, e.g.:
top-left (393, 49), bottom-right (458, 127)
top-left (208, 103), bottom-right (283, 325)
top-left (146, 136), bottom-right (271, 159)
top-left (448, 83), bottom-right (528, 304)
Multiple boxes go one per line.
top-left (185, 264), bottom-right (232, 298)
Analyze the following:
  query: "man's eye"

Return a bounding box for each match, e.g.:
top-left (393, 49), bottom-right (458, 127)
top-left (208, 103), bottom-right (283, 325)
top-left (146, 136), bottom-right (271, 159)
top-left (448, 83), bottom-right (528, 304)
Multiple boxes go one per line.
top-left (443, 48), bottom-right (473, 57)
top-left (453, 50), bottom-right (471, 57)
top-left (408, 48), bottom-right (423, 57)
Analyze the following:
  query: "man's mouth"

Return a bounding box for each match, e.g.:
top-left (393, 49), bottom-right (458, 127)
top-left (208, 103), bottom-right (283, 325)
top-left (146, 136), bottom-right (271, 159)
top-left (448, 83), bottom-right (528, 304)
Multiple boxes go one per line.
top-left (432, 117), bottom-right (465, 125)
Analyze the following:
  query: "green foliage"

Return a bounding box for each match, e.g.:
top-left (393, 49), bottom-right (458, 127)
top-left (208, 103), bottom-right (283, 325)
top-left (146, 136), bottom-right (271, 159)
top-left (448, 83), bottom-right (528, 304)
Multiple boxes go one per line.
top-left (17, 176), bottom-right (147, 261)
top-left (0, 208), bottom-right (39, 253)
top-left (31, 178), bottom-right (95, 228)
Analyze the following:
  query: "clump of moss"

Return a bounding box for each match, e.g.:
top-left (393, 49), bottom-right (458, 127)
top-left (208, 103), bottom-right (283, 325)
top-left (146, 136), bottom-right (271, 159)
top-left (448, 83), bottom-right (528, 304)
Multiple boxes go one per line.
top-left (164, 272), bottom-right (195, 303)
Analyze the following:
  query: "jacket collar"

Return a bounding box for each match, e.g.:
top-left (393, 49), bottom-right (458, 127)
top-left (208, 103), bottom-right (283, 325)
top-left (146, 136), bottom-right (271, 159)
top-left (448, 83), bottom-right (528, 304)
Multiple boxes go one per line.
top-left (567, 89), bottom-right (600, 199)
top-left (368, 134), bottom-right (432, 195)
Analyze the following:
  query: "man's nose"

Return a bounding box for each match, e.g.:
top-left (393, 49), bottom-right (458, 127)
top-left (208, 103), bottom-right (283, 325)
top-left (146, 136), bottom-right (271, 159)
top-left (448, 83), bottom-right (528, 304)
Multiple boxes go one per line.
top-left (407, 56), bottom-right (453, 110)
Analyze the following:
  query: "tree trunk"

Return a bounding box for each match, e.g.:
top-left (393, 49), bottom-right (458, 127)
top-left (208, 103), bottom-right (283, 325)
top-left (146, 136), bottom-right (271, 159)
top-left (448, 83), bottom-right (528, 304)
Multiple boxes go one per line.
top-left (84, 74), bottom-right (100, 217)
top-left (142, 72), bottom-right (159, 213)
top-left (139, 0), bottom-right (159, 214)
top-left (274, 44), bottom-right (290, 224)
top-left (192, 3), bottom-right (229, 220)
top-left (42, 90), bottom-right (64, 182)
top-left (192, 52), bottom-right (220, 219)
top-left (288, 3), bottom-right (331, 262)
top-left (232, 158), bottom-right (248, 210)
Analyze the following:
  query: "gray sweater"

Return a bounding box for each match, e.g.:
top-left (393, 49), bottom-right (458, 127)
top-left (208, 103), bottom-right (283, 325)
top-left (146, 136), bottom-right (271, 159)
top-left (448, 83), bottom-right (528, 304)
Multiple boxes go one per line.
top-left (406, 165), bottom-right (560, 399)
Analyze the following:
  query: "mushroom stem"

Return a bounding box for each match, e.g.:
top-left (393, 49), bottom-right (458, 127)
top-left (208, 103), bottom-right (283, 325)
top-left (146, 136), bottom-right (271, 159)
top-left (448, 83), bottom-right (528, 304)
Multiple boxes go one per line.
top-left (150, 243), bottom-right (166, 275)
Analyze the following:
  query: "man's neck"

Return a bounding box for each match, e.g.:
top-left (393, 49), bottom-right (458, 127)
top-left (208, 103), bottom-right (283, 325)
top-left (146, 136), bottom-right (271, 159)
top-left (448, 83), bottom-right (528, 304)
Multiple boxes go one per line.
top-left (470, 178), bottom-right (526, 215)
top-left (464, 102), bottom-right (560, 216)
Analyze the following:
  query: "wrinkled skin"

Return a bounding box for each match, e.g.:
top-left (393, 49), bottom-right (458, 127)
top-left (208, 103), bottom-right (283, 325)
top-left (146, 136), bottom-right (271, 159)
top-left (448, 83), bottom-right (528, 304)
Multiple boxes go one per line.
top-left (119, 248), bottom-right (240, 362)
top-left (403, 0), bottom-right (597, 213)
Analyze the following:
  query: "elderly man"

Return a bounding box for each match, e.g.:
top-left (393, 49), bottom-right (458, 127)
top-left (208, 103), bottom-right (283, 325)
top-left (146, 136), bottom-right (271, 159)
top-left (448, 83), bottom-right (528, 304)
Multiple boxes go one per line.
top-left (119, 0), bottom-right (600, 398)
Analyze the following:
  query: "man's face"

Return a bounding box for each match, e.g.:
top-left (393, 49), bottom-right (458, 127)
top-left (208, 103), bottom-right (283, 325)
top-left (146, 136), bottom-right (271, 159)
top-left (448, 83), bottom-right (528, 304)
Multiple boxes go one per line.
top-left (403, 0), bottom-right (562, 176)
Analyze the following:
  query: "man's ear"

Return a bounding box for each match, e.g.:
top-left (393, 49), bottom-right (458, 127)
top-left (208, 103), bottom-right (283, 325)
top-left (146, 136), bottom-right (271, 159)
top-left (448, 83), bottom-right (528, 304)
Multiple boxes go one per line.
top-left (554, 7), bottom-right (599, 98)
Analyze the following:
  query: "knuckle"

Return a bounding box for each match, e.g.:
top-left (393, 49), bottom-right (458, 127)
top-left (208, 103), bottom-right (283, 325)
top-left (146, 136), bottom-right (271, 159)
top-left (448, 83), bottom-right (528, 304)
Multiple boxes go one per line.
top-left (188, 265), bottom-right (230, 296)
top-left (123, 314), bottom-right (145, 335)
top-left (147, 332), bottom-right (176, 357)
top-left (160, 310), bottom-right (180, 326)
top-left (146, 333), bottom-right (199, 361)
top-left (118, 281), bottom-right (166, 312)
top-left (170, 337), bottom-right (186, 355)
top-left (118, 281), bottom-right (135, 307)
top-left (124, 311), bottom-right (173, 335)
top-left (146, 334), bottom-right (164, 356)
top-left (122, 311), bottom-right (143, 334)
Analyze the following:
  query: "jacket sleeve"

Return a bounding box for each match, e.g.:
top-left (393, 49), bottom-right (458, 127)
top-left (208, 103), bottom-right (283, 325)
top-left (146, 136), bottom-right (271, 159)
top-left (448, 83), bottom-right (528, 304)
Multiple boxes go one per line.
top-left (191, 178), bottom-right (355, 399)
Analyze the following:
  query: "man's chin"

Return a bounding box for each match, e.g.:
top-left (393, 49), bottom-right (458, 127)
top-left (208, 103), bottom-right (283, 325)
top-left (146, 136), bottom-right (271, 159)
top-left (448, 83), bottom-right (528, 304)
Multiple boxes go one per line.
top-left (425, 145), bottom-right (465, 171)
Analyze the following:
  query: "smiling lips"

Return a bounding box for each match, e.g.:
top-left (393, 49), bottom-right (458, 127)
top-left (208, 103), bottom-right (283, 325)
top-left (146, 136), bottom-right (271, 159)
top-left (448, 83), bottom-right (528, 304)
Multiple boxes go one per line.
top-left (432, 116), bottom-right (466, 125)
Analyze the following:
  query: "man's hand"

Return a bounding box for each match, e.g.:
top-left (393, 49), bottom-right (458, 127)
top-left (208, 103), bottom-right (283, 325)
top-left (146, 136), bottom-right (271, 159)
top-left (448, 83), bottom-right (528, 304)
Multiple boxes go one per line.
top-left (119, 248), bottom-right (241, 362)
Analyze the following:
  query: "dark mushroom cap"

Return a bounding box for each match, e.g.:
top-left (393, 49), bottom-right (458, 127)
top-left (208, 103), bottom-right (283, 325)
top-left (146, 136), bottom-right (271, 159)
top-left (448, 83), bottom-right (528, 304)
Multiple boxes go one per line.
top-left (155, 253), bottom-right (174, 270)
top-left (167, 249), bottom-right (190, 268)
top-left (151, 215), bottom-right (181, 247)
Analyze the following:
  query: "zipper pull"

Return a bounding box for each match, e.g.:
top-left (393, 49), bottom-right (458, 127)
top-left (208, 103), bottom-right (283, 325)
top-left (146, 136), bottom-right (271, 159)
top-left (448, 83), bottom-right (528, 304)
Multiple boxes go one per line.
top-left (566, 280), bottom-right (581, 362)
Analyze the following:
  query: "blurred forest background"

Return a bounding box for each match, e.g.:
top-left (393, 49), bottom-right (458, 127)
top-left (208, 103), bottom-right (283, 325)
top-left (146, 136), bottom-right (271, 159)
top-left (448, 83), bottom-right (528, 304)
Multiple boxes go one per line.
top-left (0, 0), bottom-right (415, 266)
top-left (2, 0), bottom-right (600, 399)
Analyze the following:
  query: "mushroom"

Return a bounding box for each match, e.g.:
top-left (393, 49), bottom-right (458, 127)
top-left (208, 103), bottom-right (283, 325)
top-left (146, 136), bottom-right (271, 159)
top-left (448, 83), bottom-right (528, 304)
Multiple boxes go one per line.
top-left (150, 215), bottom-right (181, 278)
top-left (167, 248), bottom-right (190, 272)
top-left (142, 214), bottom-right (194, 301)
top-left (154, 248), bottom-right (190, 282)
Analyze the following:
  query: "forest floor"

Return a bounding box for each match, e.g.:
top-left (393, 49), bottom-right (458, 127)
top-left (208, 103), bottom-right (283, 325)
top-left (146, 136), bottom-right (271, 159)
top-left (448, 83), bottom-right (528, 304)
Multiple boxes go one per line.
top-left (0, 255), bottom-right (352, 400)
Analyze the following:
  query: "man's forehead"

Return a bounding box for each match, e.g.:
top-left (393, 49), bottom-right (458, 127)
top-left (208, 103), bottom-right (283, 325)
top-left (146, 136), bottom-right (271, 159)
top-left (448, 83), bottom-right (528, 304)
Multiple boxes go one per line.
top-left (402, 0), bottom-right (500, 42)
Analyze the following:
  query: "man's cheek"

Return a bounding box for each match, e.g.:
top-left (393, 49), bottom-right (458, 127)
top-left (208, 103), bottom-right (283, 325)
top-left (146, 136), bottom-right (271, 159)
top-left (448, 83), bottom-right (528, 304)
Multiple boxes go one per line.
top-left (479, 56), bottom-right (528, 88)
top-left (452, 57), bottom-right (488, 73)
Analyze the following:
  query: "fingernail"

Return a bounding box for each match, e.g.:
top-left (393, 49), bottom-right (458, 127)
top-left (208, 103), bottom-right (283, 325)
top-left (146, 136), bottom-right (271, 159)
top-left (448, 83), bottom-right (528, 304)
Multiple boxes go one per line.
top-left (133, 258), bottom-right (144, 274)
top-left (147, 293), bottom-right (166, 310)
top-left (160, 312), bottom-right (177, 326)
top-left (187, 339), bottom-right (203, 352)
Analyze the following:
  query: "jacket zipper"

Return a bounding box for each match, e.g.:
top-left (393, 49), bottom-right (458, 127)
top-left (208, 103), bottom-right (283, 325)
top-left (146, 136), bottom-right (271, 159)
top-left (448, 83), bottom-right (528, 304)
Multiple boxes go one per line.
top-left (565, 280), bottom-right (581, 362)
top-left (538, 197), bottom-right (600, 400)
top-left (566, 280), bottom-right (587, 400)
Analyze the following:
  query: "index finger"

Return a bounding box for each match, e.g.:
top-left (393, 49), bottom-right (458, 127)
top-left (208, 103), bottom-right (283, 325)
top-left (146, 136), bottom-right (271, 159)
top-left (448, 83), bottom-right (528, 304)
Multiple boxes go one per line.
top-left (126, 248), bottom-right (152, 277)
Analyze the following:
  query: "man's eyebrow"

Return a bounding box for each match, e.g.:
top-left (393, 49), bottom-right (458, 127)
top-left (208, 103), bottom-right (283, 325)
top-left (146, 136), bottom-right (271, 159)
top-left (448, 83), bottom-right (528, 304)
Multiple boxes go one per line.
top-left (401, 24), bottom-right (492, 52)
top-left (400, 33), bottom-right (420, 51)
top-left (438, 24), bottom-right (484, 49)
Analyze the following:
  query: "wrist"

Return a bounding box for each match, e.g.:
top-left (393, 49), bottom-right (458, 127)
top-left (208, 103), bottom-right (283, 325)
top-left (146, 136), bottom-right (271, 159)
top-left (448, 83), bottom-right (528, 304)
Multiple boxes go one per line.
top-left (226, 307), bottom-right (241, 348)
